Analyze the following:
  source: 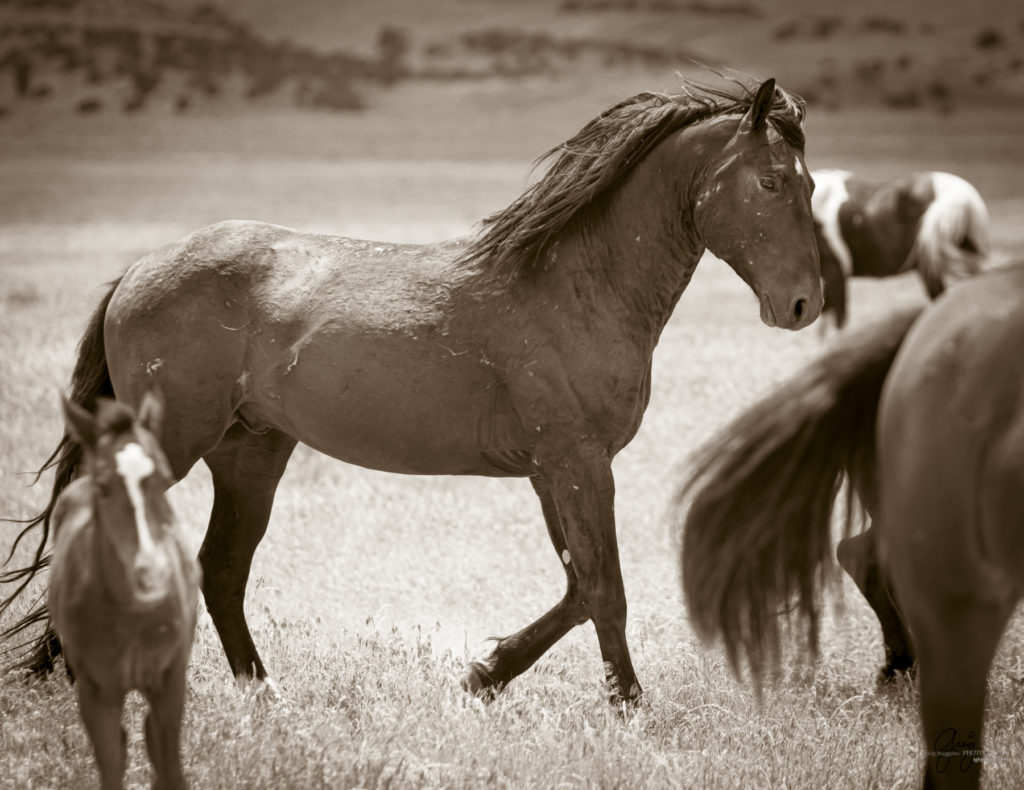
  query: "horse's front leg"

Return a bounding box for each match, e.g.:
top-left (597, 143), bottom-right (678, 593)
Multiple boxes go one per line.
top-left (537, 445), bottom-right (640, 705)
top-left (461, 475), bottom-right (588, 697)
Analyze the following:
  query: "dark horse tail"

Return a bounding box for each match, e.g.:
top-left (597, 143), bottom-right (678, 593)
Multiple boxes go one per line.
top-left (0, 277), bottom-right (122, 672)
top-left (676, 305), bottom-right (924, 690)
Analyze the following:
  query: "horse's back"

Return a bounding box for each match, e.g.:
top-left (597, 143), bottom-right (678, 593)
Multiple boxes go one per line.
top-left (878, 263), bottom-right (1024, 594)
top-left (102, 221), bottom-right (528, 477)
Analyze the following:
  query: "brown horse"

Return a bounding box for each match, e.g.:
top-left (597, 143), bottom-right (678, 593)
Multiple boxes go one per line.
top-left (812, 169), bottom-right (989, 329)
top-left (2, 77), bottom-right (820, 705)
top-left (49, 393), bottom-right (199, 790)
top-left (678, 261), bottom-right (1024, 788)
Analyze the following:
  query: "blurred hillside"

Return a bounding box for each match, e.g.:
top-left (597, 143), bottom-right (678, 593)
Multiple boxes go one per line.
top-left (1, 0), bottom-right (1022, 119)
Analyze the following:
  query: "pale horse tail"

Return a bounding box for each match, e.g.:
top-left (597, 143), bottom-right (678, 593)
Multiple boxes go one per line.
top-left (907, 171), bottom-right (990, 298)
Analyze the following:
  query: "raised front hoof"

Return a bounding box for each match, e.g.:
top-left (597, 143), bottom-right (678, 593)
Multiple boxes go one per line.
top-left (461, 661), bottom-right (505, 701)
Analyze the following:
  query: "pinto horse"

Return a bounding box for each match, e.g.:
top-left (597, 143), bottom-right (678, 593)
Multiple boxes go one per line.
top-left (678, 260), bottom-right (1024, 788)
top-left (1, 77), bottom-right (821, 704)
top-left (812, 169), bottom-right (989, 328)
top-left (49, 394), bottom-right (199, 790)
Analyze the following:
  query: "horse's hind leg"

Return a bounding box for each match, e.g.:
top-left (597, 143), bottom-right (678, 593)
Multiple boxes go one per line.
top-left (200, 424), bottom-right (296, 686)
top-left (142, 655), bottom-right (189, 790)
top-left (898, 587), bottom-right (1012, 790)
top-left (837, 526), bottom-right (915, 682)
top-left (461, 475), bottom-right (587, 697)
top-left (76, 678), bottom-right (127, 790)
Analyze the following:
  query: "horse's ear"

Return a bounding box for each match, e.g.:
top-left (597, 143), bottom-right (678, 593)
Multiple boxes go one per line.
top-left (738, 78), bottom-right (776, 135)
top-left (137, 387), bottom-right (164, 440)
top-left (62, 396), bottom-right (97, 448)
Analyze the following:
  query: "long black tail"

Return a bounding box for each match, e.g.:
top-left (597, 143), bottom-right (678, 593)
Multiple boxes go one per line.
top-left (675, 305), bottom-right (924, 691)
top-left (0, 276), bottom-right (122, 672)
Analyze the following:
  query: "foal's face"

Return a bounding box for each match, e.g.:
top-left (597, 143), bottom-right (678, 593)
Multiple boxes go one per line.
top-left (694, 104), bottom-right (822, 330)
top-left (90, 428), bottom-right (174, 546)
top-left (64, 395), bottom-right (174, 553)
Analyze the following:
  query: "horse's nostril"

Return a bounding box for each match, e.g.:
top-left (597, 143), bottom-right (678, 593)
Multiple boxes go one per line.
top-left (793, 298), bottom-right (807, 320)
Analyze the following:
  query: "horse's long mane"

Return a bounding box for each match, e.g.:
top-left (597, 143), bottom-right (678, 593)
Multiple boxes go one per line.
top-left (458, 77), bottom-right (806, 281)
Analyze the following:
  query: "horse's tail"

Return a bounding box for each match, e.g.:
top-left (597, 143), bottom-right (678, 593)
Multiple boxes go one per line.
top-left (675, 305), bottom-right (924, 690)
top-left (909, 172), bottom-right (990, 298)
top-left (0, 276), bottom-right (122, 671)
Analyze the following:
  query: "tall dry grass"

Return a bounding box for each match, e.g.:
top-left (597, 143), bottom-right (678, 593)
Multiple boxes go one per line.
top-left (3, 104), bottom-right (1024, 788)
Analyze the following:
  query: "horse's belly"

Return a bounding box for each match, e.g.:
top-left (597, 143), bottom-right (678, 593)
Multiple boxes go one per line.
top-left (255, 339), bottom-right (528, 476)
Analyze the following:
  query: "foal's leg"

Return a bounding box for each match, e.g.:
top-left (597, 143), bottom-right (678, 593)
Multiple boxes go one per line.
top-left (77, 677), bottom-right (127, 790)
top-left (200, 424), bottom-right (296, 686)
top-left (836, 526), bottom-right (915, 681)
top-left (143, 656), bottom-right (189, 790)
top-left (461, 475), bottom-right (587, 696)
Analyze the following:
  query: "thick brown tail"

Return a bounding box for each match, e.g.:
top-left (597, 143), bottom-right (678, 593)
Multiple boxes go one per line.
top-left (675, 305), bottom-right (924, 690)
top-left (0, 276), bottom-right (122, 673)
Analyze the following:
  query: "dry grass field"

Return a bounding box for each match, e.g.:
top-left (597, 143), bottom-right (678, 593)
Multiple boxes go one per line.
top-left (2, 75), bottom-right (1024, 788)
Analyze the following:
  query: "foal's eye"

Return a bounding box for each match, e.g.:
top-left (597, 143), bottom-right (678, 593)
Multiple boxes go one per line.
top-left (759, 176), bottom-right (777, 191)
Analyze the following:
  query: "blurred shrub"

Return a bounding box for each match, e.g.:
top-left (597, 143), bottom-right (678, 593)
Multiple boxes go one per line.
top-left (76, 96), bottom-right (101, 113)
top-left (862, 16), bottom-right (906, 34)
top-left (883, 88), bottom-right (921, 108)
top-left (975, 29), bottom-right (1003, 49)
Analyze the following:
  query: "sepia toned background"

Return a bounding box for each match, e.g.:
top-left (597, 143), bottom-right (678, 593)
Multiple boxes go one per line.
top-left (2, 1), bottom-right (1023, 787)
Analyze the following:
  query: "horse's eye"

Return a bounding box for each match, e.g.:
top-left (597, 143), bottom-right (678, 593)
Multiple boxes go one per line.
top-left (759, 176), bottom-right (777, 191)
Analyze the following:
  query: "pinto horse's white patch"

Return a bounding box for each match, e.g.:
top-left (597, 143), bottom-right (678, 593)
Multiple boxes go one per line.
top-left (115, 442), bottom-right (157, 556)
top-left (794, 156), bottom-right (804, 176)
top-left (810, 169), bottom-right (855, 278)
top-left (561, 550), bottom-right (571, 565)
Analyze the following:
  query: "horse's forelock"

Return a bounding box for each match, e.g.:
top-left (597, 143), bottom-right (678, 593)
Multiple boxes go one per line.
top-left (93, 400), bottom-right (137, 441)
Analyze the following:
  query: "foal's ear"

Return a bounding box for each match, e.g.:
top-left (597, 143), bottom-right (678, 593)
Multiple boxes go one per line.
top-left (62, 396), bottom-right (97, 448)
top-left (738, 78), bottom-right (776, 135)
top-left (137, 387), bottom-right (164, 440)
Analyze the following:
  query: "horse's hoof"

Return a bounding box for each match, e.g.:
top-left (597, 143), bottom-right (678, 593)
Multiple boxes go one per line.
top-left (461, 661), bottom-right (502, 700)
top-left (876, 662), bottom-right (916, 689)
top-left (608, 681), bottom-right (643, 711)
top-left (236, 674), bottom-right (281, 703)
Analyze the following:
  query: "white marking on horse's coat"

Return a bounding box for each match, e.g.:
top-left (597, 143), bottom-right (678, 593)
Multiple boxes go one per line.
top-left (810, 169), bottom-right (855, 277)
top-left (115, 443), bottom-right (157, 556)
top-left (236, 673), bottom-right (282, 701)
top-left (794, 157), bottom-right (803, 176)
top-left (561, 549), bottom-right (571, 565)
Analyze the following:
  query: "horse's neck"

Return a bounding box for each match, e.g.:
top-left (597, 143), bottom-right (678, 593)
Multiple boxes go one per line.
top-left (559, 131), bottom-right (709, 348)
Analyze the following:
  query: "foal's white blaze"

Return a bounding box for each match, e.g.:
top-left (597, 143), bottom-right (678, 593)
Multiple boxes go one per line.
top-left (810, 169), bottom-right (855, 277)
top-left (115, 442), bottom-right (157, 556)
